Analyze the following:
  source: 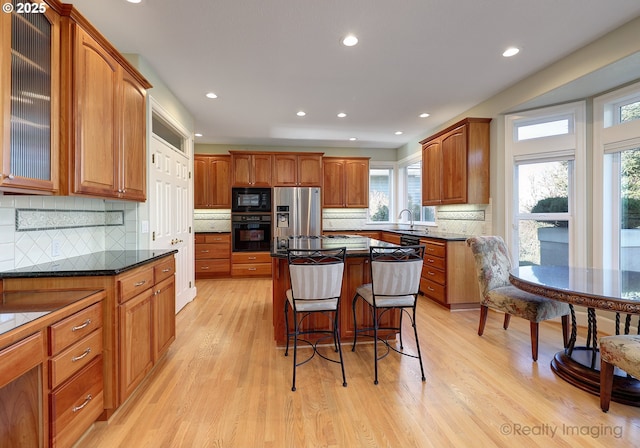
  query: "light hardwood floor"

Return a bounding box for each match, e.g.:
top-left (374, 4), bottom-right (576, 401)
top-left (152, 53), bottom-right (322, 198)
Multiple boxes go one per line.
top-left (78, 278), bottom-right (640, 447)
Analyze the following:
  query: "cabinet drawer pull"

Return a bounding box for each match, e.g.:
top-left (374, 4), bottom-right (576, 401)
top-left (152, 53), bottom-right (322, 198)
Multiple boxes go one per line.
top-left (201, 250), bottom-right (210, 253)
top-left (134, 280), bottom-right (147, 287)
top-left (72, 394), bottom-right (92, 413)
top-left (427, 258), bottom-right (435, 263)
top-left (162, 268), bottom-right (171, 273)
top-left (248, 268), bottom-right (257, 271)
top-left (201, 266), bottom-right (210, 270)
top-left (427, 286), bottom-right (435, 291)
top-left (248, 256), bottom-right (257, 260)
top-left (214, 238), bottom-right (221, 241)
top-left (428, 271), bottom-right (435, 276)
top-left (427, 247), bottom-right (435, 252)
top-left (72, 319), bottom-right (91, 332)
top-left (72, 348), bottom-right (91, 362)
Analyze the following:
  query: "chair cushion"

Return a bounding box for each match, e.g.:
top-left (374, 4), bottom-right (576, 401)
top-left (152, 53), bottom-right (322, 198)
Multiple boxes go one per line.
top-left (484, 285), bottom-right (571, 322)
top-left (356, 284), bottom-right (416, 308)
top-left (286, 289), bottom-right (338, 312)
top-left (600, 335), bottom-right (640, 379)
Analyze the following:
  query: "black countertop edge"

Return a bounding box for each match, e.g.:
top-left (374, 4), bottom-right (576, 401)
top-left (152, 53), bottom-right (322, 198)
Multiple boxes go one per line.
top-left (0, 249), bottom-right (178, 279)
top-left (323, 229), bottom-right (470, 241)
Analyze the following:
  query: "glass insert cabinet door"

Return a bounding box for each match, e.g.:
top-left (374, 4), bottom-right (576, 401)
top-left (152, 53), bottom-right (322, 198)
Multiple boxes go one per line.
top-left (1, 0), bottom-right (59, 193)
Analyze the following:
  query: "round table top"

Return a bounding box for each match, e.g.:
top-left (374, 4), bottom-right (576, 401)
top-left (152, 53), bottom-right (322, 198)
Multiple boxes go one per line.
top-left (510, 265), bottom-right (640, 313)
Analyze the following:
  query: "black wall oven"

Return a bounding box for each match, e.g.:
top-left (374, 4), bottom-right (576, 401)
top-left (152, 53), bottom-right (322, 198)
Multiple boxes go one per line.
top-left (232, 214), bottom-right (272, 252)
top-left (231, 187), bottom-right (272, 213)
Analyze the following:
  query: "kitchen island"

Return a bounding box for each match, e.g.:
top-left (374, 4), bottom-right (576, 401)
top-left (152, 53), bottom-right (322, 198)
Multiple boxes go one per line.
top-left (271, 236), bottom-right (401, 346)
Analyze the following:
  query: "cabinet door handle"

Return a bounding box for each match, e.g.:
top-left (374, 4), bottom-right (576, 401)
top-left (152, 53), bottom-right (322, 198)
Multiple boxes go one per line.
top-left (72, 319), bottom-right (91, 332)
top-left (72, 348), bottom-right (91, 362)
top-left (72, 394), bottom-right (92, 413)
top-left (134, 280), bottom-right (146, 287)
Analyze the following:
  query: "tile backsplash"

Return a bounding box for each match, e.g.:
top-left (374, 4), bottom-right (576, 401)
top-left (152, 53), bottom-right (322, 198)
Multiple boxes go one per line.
top-left (0, 195), bottom-right (138, 271)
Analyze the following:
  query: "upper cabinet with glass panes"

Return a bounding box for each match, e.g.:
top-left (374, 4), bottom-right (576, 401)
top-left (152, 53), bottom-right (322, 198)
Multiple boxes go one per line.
top-left (0, 0), bottom-right (60, 194)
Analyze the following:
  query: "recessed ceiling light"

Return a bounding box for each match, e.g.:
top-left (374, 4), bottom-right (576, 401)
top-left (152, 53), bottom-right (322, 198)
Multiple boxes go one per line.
top-left (342, 34), bottom-right (358, 47)
top-left (502, 47), bottom-right (520, 57)
top-left (394, 131), bottom-right (403, 135)
top-left (337, 112), bottom-right (347, 118)
top-left (195, 133), bottom-right (203, 137)
top-left (205, 92), bottom-right (218, 99)
top-left (419, 113), bottom-right (430, 118)
top-left (349, 137), bottom-right (357, 141)
top-left (126, 0), bottom-right (142, 4)
top-left (296, 111), bottom-right (306, 117)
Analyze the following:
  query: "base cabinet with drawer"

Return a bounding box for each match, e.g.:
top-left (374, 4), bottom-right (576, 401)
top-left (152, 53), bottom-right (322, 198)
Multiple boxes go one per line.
top-left (117, 257), bottom-right (176, 404)
top-left (48, 302), bottom-right (104, 448)
top-left (232, 252), bottom-right (272, 277)
top-left (419, 238), bottom-right (480, 310)
top-left (195, 233), bottom-right (231, 278)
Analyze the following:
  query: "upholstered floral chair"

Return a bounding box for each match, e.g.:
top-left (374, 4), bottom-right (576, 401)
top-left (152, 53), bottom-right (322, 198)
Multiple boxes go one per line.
top-left (599, 335), bottom-right (640, 412)
top-left (466, 236), bottom-right (570, 361)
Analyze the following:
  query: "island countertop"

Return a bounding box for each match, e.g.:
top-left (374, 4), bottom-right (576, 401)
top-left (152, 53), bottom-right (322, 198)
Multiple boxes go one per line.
top-left (270, 236), bottom-right (400, 258)
top-left (0, 249), bottom-right (178, 279)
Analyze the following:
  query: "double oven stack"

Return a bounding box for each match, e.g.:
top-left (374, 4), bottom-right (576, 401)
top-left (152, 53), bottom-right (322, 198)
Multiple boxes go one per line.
top-left (231, 188), bottom-right (272, 252)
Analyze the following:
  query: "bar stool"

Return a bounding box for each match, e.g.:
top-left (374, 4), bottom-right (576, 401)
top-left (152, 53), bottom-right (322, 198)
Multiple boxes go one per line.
top-left (351, 245), bottom-right (426, 385)
top-left (284, 247), bottom-right (347, 391)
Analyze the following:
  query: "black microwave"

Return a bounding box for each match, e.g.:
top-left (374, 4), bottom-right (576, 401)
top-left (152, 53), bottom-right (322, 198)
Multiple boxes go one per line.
top-left (231, 187), bottom-right (272, 213)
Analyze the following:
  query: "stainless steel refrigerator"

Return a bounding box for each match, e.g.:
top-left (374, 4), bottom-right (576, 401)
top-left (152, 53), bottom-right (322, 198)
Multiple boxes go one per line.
top-left (273, 187), bottom-right (322, 239)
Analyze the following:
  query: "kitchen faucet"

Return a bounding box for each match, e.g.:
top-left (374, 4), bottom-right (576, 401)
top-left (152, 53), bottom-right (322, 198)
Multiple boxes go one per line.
top-left (398, 208), bottom-right (414, 230)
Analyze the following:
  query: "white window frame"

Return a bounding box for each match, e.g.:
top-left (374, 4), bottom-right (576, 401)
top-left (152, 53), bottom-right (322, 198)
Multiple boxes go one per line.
top-left (367, 161), bottom-right (396, 223)
top-left (396, 153), bottom-right (436, 226)
top-left (504, 101), bottom-right (587, 267)
top-left (593, 80), bottom-right (640, 269)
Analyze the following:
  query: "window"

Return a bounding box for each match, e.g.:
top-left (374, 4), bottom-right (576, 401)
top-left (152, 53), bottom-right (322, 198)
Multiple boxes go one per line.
top-left (397, 159), bottom-right (435, 224)
top-left (505, 102), bottom-right (586, 268)
top-left (515, 160), bottom-right (571, 266)
top-left (594, 81), bottom-right (640, 270)
top-left (369, 167), bottom-right (392, 222)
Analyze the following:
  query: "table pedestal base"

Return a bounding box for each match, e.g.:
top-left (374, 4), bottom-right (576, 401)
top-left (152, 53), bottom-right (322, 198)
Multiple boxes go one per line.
top-left (551, 350), bottom-right (640, 407)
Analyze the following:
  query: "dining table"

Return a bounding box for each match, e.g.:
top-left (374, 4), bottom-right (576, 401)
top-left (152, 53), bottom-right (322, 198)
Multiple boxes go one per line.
top-left (510, 265), bottom-right (640, 407)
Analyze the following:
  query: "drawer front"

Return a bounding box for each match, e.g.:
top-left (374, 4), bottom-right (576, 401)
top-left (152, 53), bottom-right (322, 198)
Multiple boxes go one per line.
top-left (0, 332), bottom-right (44, 389)
top-left (423, 254), bottom-right (446, 271)
top-left (195, 243), bottom-right (230, 259)
top-left (118, 267), bottom-right (154, 303)
top-left (195, 259), bottom-right (230, 274)
top-left (154, 257), bottom-right (175, 283)
top-left (231, 252), bottom-right (271, 264)
top-left (420, 278), bottom-right (446, 304)
top-left (204, 233), bottom-right (231, 244)
top-left (50, 356), bottom-right (104, 448)
top-left (422, 241), bottom-right (446, 258)
top-left (50, 328), bottom-right (103, 390)
top-left (49, 303), bottom-right (102, 355)
top-left (231, 263), bottom-right (271, 277)
top-left (421, 265), bottom-right (445, 285)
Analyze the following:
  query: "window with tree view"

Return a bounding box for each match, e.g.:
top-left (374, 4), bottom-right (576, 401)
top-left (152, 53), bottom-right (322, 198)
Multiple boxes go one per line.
top-left (369, 168), bottom-right (391, 222)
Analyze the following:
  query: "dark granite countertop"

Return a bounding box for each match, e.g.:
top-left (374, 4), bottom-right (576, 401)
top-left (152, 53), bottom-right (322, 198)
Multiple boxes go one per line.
top-left (0, 289), bottom-right (103, 337)
top-left (0, 249), bottom-right (177, 279)
top-left (270, 237), bottom-right (400, 258)
top-left (323, 228), bottom-right (470, 241)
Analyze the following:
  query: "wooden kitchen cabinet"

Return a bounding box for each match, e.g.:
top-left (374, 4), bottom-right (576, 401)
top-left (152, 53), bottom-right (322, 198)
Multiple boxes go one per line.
top-left (272, 153), bottom-right (323, 186)
top-left (231, 252), bottom-right (272, 277)
top-left (194, 155), bottom-right (231, 208)
top-left (419, 238), bottom-right (480, 310)
top-left (420, 117), bottom-right (491, 205)
top-left (230, 151), bottom-right (272, 186)
top-left (322, 157), bottom-right (370, 208)
top-left (59, 9), bottom-right (151, 201)
top-left (195, 233), bottom-right (231, 278)
top-left (0, 1), bottom-right (60, 195)
top-left (118, 258), bottom-right (175, 403)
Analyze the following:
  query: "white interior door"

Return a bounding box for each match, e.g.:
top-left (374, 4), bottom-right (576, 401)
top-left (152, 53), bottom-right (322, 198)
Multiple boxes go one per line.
top-left (149, 133), bottom-right (194, 312)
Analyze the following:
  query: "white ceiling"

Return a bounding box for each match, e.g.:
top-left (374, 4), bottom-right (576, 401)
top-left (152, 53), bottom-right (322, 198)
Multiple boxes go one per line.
top-left (70, 0), bottom-right (640, 149)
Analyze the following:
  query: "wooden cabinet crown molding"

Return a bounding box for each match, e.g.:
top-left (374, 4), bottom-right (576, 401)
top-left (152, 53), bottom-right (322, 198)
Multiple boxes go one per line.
top-left (418, 117), bottom-right (491, 145)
